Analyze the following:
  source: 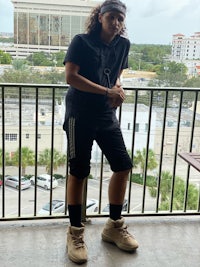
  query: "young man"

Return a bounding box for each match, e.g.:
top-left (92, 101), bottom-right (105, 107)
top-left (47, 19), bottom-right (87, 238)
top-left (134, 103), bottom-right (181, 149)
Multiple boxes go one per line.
top-left (63, 0), bottom-right (139, 264)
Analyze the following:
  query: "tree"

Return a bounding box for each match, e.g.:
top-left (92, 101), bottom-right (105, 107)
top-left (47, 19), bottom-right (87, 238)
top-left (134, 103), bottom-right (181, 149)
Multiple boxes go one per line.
top-left (38, 148), bottom-right (66, 174)
top-left (129, 44), bottom-right (171, 71)
top-left (151, 61), bottom-right (188, 87)
top-left (11, 147), bottom-right (35, 176)
top-left (150, 171), bottom-right (199, 211)
top-left (12, 59), bottom-right (30, 71)
top-left (183, 76), bottom-right (200, 87)
top-left (133, 148), bottom-right (158, 177)
top-left (53, 51), bottom-right (66, 67)
top-left (0, 149), bottom-right (10, 166)
top-left (26, 51), bottom-right (53, 66)
top-left (0, 50), bottom-right (12, 64)
top-left (42, 69), bottom-right (65, 84)
top-left (0, 68), bottom-right (48, 84)
top-left (159, 171), bottom-right (173, 202)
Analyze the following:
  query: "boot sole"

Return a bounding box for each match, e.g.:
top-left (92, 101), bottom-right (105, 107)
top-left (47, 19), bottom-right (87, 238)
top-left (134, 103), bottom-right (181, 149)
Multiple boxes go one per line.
top-left (68, 254), bottom-right (87, 264)
top-left (102, 233), bottom-right (138, 252)
top-left (67, 245), bottom-right (88, 264)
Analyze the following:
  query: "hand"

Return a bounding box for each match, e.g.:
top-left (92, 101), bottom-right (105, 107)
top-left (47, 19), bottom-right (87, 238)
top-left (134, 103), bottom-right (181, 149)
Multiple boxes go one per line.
top-left (107, 84), bottom-right (125, 108)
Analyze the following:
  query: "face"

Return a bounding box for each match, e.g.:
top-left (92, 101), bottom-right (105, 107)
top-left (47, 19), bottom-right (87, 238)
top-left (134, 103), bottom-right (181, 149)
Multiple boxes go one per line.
top-left (98, 11), bottom-right (125, 37)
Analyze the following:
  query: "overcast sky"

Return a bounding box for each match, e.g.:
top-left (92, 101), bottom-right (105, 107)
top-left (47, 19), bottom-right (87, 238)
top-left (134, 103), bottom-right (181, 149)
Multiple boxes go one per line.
top-left (0, 0), bottom-right (199, 44)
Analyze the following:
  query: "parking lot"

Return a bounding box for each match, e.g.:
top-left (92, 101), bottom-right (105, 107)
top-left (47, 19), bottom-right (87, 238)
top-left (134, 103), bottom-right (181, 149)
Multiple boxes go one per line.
top-left (0, 177), bottom-right (156, 218)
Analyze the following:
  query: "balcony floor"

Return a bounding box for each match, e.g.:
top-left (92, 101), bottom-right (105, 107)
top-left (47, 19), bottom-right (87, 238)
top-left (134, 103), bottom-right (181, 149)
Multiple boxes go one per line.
top-left (0, 216), bottom-right (200, 267)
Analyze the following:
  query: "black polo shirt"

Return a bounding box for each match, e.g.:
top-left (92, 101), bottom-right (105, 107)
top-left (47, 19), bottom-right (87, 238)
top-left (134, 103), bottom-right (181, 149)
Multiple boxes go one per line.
top-left (63, 33), bottom-right (130, 115)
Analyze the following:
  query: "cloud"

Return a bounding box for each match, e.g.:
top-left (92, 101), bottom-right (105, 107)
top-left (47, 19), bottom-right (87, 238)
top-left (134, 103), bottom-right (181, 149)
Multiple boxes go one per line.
top-left (124, 0), bottom-right (196, 19)
top-left (123, 0), bottom-right (200, 43)
top-left (139, 0), bottom-right (191, 18)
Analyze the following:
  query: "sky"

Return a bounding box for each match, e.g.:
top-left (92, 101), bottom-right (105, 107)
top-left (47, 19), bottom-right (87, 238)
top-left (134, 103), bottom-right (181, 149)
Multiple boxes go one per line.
top-left (0, 0), bottom-right (200, 44)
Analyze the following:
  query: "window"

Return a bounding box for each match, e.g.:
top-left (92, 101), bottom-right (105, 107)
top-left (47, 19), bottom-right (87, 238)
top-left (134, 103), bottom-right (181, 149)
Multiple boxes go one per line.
top-left (37, 134), bottom-right (41, 139)
top-left (5, 133), bottom-right (17, 141)
top-left (26, 133), bottom-right (29, 139)
top-left (135, 123), bottom-right (139, 132)
top-left (145, 123), bottom-right (148, 132)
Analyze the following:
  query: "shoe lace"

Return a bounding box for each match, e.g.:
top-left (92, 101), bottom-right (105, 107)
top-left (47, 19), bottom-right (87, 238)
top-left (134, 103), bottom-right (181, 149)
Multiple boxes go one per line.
top-left (119, 225), bottom-right (134, 239)
top-left (72, 234), bottom-right (85, 249)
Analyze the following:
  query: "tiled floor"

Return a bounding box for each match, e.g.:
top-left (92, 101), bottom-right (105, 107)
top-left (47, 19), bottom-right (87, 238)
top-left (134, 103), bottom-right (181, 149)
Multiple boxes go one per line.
top-left (0, 216), bottom-right (200, 267)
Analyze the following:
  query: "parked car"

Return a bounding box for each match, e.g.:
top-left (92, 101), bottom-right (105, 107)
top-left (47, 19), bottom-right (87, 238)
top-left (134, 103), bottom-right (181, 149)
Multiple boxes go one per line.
top-left (38, 198), bottom-right (99, 215)
top-left (102, 199), bottom-right (128, 213)
top-left (38, 200), bottom-right (65, 215)
top-left (5, 176), bottom-right (31, 190)
top-left (30, 174), bottom-right (58, 190)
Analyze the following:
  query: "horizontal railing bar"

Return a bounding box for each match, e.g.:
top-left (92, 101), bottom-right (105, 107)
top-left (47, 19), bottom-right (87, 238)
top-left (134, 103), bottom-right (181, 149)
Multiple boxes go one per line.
top-left (0, 211), bottom-right (200, 222)
top-left (1, 83), bottom-right (200, 92)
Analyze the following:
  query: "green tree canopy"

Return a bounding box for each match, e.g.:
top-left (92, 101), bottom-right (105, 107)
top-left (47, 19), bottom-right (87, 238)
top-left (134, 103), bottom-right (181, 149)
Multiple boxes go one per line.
top-left (183, 76), bottom-right (200, 87)
top-left (133, 148), bottom-right (158, 177)
top-left (0, 50), bottom-right (12, 64)
top-left (38, 148), bottom-right (66, 174)
top-left (12, 59), bottom-right (30, 71)
top-left (149, 61), bottom-right (188, 87)
top-left (129, 44), bottom-right (171, 71)
top-left (0, 149), bottom-right (10, 166)
top-left (26, 51), bottom-right (53, 66)
top-left (11, 147), bottom-right (35, 176)
top-left (150, 171), bottom-right (199, 211)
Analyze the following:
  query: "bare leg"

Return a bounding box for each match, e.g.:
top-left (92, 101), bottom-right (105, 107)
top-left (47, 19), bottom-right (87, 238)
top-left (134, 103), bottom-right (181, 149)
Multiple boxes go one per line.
top-left (67, 174), bottom-right (86, 205)
top-left (108, 169), bottom-right (131, 205)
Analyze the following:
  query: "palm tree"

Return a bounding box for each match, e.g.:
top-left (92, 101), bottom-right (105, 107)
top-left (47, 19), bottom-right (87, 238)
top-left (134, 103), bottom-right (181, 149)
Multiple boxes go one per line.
top-left (11, 147), bottom-right (35, 176)
top-left (133, 148), bottom-right (158, 177)
top-left (154, 171), bottom-right (199, 211)
top-left (0, 149), bottom-right (10, 167)
top-left (159, 171), bottom-right (172, 202)
top-left (38, 148), bottom-right (66, 174)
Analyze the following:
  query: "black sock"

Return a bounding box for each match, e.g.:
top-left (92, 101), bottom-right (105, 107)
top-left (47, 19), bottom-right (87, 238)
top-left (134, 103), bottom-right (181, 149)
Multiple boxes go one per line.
top-left (109, 204), bottom-right (123, 221)
top-left (68, 204), bottom-right (82, 227)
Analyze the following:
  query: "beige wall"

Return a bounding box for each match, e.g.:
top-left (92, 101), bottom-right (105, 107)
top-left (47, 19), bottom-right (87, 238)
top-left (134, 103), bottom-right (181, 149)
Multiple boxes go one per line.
top-left (0, 125), bottom-right (66, 157)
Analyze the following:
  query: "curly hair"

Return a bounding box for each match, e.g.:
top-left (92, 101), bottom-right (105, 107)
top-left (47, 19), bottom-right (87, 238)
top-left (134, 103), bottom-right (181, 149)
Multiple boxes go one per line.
top-left (85, 0), bottom-right (127, 36)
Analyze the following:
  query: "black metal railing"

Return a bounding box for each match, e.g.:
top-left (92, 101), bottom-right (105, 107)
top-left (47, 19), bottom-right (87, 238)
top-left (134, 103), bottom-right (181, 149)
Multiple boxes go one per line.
top-left (0, 83), bottom-right (200, 221)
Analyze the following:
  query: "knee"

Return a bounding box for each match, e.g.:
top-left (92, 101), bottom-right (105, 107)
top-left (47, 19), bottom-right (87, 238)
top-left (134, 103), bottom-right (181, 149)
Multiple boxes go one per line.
top-left (114, 168), bottom-right (132, 180)
top-left (121, 168), bottom-right (132, 176)
top-left (69, 159), bottom-right (90, 180)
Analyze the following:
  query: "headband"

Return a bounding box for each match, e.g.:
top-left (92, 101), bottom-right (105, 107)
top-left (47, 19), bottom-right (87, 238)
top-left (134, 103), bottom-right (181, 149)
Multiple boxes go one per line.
top-left (100, 3), bottom-right (126, 16)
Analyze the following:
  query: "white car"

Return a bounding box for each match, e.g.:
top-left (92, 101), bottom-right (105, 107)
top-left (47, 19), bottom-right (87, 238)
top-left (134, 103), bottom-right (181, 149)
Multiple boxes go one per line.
top-left (30, 174), bottom-right (58, 190)
top-left (38, 198), bottom-right (99, 215)
top-left (5, 176), bottom-right (31, 190)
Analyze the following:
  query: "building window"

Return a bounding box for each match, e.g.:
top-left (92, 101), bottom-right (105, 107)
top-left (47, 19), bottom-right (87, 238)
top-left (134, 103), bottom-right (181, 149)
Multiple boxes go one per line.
top-left (5, 133), bottom-right (17, 141)
top-left (145, 124), bottom-right (148, 132)
top-left (135, 123), bottom-right (139, 132)
top-left (26, 133), bottom-right (29, 139)
top-left (37, 134), bottom-right (41, 139)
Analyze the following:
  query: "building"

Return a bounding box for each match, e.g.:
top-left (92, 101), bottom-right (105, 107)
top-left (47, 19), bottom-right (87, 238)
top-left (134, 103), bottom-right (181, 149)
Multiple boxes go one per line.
top-left (171, 32), bottom-right (200, 76)
top-left (10, 0), bottom-right (101, 58)
top-left (172, 32), bottom-right (200, 61)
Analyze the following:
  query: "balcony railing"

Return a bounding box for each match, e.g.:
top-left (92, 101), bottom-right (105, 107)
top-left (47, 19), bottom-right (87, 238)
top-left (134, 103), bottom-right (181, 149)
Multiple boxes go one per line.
top-left (0, 83), bottom-right (200, 221)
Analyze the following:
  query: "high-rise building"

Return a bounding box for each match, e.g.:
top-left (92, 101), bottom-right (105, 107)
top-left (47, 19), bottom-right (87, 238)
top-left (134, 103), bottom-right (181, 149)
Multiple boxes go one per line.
top-left (171, 32), bottom-right (200, 76)
top-left (11, 0), bottom-right (101, 58)
top-left (171, 32), bottom-right (200, 61)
